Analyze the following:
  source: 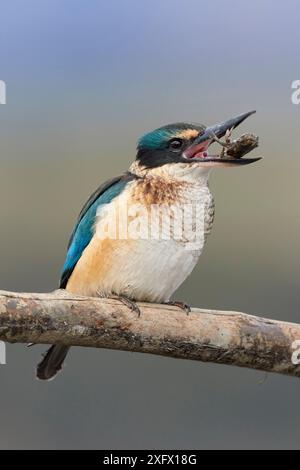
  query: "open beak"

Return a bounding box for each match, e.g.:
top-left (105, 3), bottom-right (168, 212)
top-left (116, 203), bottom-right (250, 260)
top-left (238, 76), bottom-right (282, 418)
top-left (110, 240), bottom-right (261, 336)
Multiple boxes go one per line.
top-left (182, 110), bottom-right (261, 166)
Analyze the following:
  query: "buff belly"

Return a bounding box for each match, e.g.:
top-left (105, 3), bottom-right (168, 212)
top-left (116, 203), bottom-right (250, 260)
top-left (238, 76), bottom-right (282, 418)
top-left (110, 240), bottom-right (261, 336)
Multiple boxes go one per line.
top-left (66, 236), bottom-right (201, 302)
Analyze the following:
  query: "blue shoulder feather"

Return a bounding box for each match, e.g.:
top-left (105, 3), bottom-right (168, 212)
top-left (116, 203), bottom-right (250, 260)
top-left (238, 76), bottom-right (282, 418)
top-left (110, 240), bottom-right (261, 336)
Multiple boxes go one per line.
top-left (60, 174), bottom-right (135, 288)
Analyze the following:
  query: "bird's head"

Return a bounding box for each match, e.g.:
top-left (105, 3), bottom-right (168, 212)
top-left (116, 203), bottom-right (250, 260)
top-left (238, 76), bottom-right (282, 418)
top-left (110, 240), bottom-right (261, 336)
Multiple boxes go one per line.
top-left (135, 111), bottom-right (260, 179)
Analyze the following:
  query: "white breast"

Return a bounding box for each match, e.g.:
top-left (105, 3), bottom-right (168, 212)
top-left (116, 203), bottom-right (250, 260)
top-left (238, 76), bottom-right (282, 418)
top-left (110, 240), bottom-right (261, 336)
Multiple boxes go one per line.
top-left (90, 178), bottom-right (215, 303)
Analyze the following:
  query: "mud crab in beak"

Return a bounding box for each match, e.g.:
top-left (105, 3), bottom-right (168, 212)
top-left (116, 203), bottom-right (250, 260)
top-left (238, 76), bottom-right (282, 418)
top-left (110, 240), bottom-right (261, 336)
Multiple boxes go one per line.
top-left (182, 110), bottom-right (261, 167)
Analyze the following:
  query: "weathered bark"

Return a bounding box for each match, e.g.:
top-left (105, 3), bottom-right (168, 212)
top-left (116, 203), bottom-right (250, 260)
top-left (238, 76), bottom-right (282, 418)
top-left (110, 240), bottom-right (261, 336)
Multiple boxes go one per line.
top-left (0, 289), bottom-right (299, 377)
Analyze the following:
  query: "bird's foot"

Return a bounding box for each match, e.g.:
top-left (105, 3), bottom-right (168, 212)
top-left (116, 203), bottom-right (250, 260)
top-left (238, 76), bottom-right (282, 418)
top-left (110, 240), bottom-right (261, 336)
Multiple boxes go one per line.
top-left (96, 290), bottom-right (141, 317)
top-left (114, 295), bottom-right (141, 317)
top-left (164, 300), bottom-right (191, 315)
top-left (118, 295), bottom-right (141, 317)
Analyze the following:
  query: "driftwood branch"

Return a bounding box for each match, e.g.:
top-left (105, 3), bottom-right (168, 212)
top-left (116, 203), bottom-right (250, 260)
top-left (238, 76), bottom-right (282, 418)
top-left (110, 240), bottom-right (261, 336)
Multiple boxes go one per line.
top-left (0, 289), bottom-right (300, 377)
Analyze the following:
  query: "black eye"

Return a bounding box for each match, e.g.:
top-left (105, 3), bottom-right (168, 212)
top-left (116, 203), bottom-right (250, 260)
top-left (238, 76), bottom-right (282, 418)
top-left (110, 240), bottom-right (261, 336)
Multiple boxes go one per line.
top-left (169, 138), bottom-right (183, 151)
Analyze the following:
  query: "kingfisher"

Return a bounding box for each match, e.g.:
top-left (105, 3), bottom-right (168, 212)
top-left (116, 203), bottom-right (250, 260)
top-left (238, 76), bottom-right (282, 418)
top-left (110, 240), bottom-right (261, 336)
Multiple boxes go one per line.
top-left (37, 111), bottom-right (260, 380)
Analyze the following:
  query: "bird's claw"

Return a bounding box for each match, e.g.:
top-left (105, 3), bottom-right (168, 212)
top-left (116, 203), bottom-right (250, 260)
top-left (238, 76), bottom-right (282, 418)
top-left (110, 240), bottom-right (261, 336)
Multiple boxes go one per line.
top-left (117, 295), bottom-right (141, 317)
top-left (96, 291), bottom-right (141, 317)
top-left (165, 300), bottom-right (191, 315)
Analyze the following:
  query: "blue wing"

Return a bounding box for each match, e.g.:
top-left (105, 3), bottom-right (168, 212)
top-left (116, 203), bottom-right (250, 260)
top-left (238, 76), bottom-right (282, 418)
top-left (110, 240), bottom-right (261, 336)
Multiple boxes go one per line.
top-left (60, 173), bottom-right (136, 288)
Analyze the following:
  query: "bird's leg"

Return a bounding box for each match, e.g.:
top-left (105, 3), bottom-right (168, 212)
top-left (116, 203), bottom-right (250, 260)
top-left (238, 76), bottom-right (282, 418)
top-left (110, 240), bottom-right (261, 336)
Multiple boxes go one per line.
top-left (164, 300), bottom-right (191, 315)
top-left (211, 127), bottom-right (234, 158)
top-left (97, 290), bottom-right (141, 317)
top-left (225, 127), bottom-right (234, 145)
top-left (220, 146), bottom-right (226, 158)
top-left (210, 132), bottom-right (229, 147)
top-left (210, 131), bottom-right (228, 158)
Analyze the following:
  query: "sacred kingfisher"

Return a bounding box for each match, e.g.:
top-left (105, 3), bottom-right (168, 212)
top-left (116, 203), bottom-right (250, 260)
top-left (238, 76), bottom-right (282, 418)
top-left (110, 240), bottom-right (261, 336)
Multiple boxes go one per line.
top-left (37, 111), bottom-right (260, 380)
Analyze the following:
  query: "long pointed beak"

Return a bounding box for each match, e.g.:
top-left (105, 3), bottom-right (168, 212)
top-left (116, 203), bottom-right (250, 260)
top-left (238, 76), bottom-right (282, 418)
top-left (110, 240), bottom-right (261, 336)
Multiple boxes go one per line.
top-left (194, 110), bottom-right (256, 145)
top-left (182, 110), bottom-right (260, 166)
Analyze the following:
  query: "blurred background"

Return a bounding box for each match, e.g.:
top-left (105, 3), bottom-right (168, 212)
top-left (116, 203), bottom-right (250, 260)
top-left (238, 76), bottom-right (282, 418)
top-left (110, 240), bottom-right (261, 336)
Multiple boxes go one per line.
top-left (0, 0), bottom-right (299, 450)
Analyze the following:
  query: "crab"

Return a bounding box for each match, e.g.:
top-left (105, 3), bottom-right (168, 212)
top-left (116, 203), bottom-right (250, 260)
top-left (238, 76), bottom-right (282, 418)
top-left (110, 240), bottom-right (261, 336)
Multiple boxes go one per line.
top-left (212, 128), bottom-right (259, 160)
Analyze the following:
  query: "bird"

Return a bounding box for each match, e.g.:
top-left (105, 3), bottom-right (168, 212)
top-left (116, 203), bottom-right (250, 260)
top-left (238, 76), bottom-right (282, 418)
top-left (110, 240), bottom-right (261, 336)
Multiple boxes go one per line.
top-left (36, 111), bottom-right (260, 380)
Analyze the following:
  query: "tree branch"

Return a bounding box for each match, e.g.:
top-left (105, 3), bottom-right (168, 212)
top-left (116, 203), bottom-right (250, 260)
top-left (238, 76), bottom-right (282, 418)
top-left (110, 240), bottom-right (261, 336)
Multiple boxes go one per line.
top-left (0, 289), bottom-right (299, 377)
